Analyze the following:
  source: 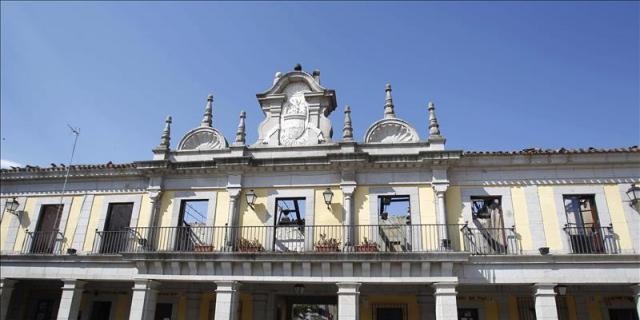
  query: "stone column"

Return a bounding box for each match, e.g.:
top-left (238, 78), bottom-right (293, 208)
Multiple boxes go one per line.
top-left (56, 279), bottom-right (86, 320)
top-left (417, 294), bottom-right (435, 320)
top-left (214, 281), bottom-right (239, 320)
top-left (337, 282), bottom-right (360, 320)
top-left (252, 293), bottom-right (269, 320)
top-left (147, 191), bottom-right (162, 251)
top-left (533, 283), bottom-right (558, 320)
top-left (129, 280), bottom-right (159, 320)
top-left (186, 293), bottom-right (201, 319)
top-left (226, 189), bottom-right (241, 250)
top-left (433, 282), bottom-right (458, 320)
top-left (342, 185), bottom-right (356, 248)
top-left (633, 284), bottom-right (640, 320)
top-left (0, 279), bottom-right (16, 320)
top-left (433, 184), bottom-right (450, 249)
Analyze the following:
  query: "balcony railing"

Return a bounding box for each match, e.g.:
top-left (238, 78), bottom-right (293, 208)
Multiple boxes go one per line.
top-left (83, 224), bottom-right (520, 255)
top-left (563, 223), bottom-right (619, 254)
top-left (21, 230), bottom-right (64, 254)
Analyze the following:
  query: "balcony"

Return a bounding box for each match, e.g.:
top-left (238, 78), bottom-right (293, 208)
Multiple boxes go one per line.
top-left (86, 224), bottom-right (521, 255)
top-left (21, 230), bottom-right (64, 254)
top-left (563, 223), bottom-right (619, 254)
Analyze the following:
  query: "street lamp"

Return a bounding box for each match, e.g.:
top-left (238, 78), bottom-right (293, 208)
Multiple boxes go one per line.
top-left (246, 190), bottom-right (257, 209)
top-left (323, 188), bottom-right (334, 208)
top-left (626, 183), bottom-right (640, 210)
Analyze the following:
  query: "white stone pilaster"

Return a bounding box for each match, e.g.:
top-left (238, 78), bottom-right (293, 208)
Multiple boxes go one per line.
top-left (129, 280), bottom-right (159, 320)
top-left (417, 294), bottom-right (435, 320)
top-left (337, 282), bottom-right (360, 320)
top-left (252, 293), bottom-right (269, 320)
top-left (433, 282), bottom-right (457, 320)
top-left (226, 189), bottom-right (241, 249)
top-left (214, 281), bottom-right (239, 320)
top-left (533, 283), bottom-right (558, 320)
top-left (56, 279), bottom-right (86, 320)
top-left (0, 279), bottom-right (17, 320)
top-left (341, 185), bottom-right (356, 247)
top-left (433, 184), bottom-right (450, 248)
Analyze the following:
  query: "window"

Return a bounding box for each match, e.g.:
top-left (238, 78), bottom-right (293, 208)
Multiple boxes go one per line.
top-left (31, 204), bottom-right (63, 253)
top-left (467, 196), bottom-right (507, 254)
top-left (471, 196), bottom-right (502, 222)
top-left (378, 195), bottom-right (410, 224)
top-left (458, 308), bottom-right (479, 320)
top-left (373, 304), bottom-right (407, 320)
top-left (175, 199), bottom-right (209, 251)
top-left (563, 195), bottom-right (605, 253)
top-left (275, 198), bottom-right (305, 226)
top-left (101, 202), bottom-right (133, 253)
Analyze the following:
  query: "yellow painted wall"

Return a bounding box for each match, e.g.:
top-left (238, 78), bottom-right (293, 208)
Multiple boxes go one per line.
top-left (511, 186), bottom-right (533, 251)
top-left (586, 295), bottom-right (603, 320)
top-left (159, 191), bottom-right (177, 228)
top-left (353, 186), bottom-right (370, 225)
top-left (61, 195), bottom-right (84, 251)
top-left (360, 295), bottom-right (418, 320)
top-left (214, 191), bottom-right (230, 227)
top-left (537, 186), bottom-right (563, 250)
top-left (137, 193), bottom-right (153, 228)
top-left (314, 187), bottom-right (343, 225)
top-left (240, 293), bottom-right (252, 320)
top-left (115, 294), bottom-right (131, 319)
top-left (508, 296), bottom-right (519, 320)
top-left (418, 186), bottom-right (437, 225)
top-left (177, 295), bottom-right (186, 320)
top-left (485, 299), bottom-right (498, 320)
top-left (565, 295), bottom-right (578, 320)
top-left (0, 197), bottom-right (16, 251)
top-left (603, 185), bottom-right (633, 250)
top-left (83, 195), bottom-right (104, 252)
top-left (239, 188), bottom-right (269, 227)
top-left (199, 293), bottom-right (214, 320)
top-left (445, 186), bottom-right (463, 250)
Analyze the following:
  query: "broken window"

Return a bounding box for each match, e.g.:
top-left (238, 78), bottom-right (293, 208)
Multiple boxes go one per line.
top-left (563, 195), bottom-right (600, 229)
top-left (178, 199), bottom-right (208, 227)
top-left (175, 199), bottom-right (209, 251)
top-left (378, 195), bottom-right (410, 224)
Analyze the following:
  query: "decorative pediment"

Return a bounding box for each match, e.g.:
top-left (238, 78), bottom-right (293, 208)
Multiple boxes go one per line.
top-left (255, 65), bottom-right (337, 147)
top-left (177, 127), bottom-right (228, 151)
top-left (364, 118), bottom-right (419, 143)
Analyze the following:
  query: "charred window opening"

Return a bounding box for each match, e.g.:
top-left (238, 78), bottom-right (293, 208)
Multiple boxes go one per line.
top-left (471, 196), bottom-right (502, 220)
top-left (563, 195), bottom-right (599, 228)
top-left (378, 195), bottom-right (410, 224)
top-left (178, 199), bottom-right (208, 227)
top-left (275, 198), bottom-right (305, 226)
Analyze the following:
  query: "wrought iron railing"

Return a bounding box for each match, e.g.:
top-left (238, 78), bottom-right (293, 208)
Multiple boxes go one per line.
top-left (21, 229), bottom-right (64, 254)
top-left (563, 223), bottom-right (618, 254)
top-left (82, 224), bottom-right (520, 255)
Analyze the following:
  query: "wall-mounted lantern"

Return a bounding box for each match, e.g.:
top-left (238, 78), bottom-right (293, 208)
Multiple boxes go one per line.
top-left (626, 183), bottom-right (640, 210)
top-left (246, 190), bottom-right (257, 208)
top-left (3, 197), bottom-right (20, 218)
top-left (322, 188), bottom-right (334, 208)
top-left (555, 285), bottom-right (567, 296)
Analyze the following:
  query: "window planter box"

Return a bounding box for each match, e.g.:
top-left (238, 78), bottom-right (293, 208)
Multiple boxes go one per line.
top-left (238, 246), bottom-right (263, 252)
top-left (194, 245), bottom-right (214, 252)
top-left (315, 245), bottom-right (340, 252)
top-left (355, 244), bottom-right (379, 252)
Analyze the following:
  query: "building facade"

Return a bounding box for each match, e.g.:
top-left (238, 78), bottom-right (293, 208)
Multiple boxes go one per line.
top-left (1, 66), bottom-right (639, 320)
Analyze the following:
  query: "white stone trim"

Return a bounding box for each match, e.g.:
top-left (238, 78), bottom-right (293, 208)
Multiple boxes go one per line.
top-left (71, 194), bottom-right (94, 252)
top-left (265, 189), bottom-right (316, 250)
top-left (551, 185), bottom-right (614, 253)
top-left (368, 186), bottom-right (423, 250)
top-left (97, 194), bottom-right (143, 232)
top-left (524, 186), bottom-right (547, 252)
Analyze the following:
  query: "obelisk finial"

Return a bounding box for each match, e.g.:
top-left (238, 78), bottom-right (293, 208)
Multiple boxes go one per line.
top-left (383, 83), bottom-right (396, 119)
top-left (428, 101), bottom-right (441, 136)
top-left (235, 111), bottom-right (246, 145)
top-left (343, 105), bottom-right (353, 141)
top-left (201, 95), bottom-right (213, 127)
top-left (157, 116), bottom-right (172, 150)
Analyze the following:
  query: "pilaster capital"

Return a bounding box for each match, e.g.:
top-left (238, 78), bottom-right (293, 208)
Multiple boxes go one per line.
top-left (148, 189), bottom-right (163, 203)
top-left (215, 281), bottom-right (240, 293)
top-left (337, 282), bottom-right (361, 295)
top-left (341, 184), bottom-right (357, 196)
top-left (432, 282), bottom-right (457, 296)
top-left (432, 183), bottom-right (449, 194)
top-left (227, 188), bottom-right (242, 199)
top-left (532, 283), bottom-right (557, 297)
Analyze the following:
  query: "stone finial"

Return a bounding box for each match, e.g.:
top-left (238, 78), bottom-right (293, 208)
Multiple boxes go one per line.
top-left (201, 95), bottom-right (213, 127)
top-left (312, 69), bottom-right (321, 84)
top-left (273, 72), bottom-right (282, 85)
top-left (383, 83), bottom-right (396, 119)
top-left (235, 111), bottom-right (246, 145)
top-left (428, 101), bottom-right (441, 136)
top-left (294, 63), bottom-right (302, 71)
top-left (157, 116), bottom-right (172, 150)
top-left (343, 105), bottom-right (354, 141)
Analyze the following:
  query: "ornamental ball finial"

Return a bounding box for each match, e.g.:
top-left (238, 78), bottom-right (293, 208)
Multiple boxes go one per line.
top-left (294, 63), bottom-right (302, 71)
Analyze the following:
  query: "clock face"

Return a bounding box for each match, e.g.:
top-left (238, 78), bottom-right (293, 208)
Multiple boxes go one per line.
top-left (180, 130), bottom-right (223, 150)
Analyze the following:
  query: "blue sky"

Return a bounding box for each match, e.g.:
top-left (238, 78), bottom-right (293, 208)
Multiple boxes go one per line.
top-left (1, 1), bottom-right (638, 168)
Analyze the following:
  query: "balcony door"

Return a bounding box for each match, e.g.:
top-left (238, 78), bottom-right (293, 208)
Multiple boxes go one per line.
top-left (563, 195), bottom-right (604, 253)
top-left (175, 199), bottom-right (208, 251)
top-left (101, 203), bottom-right (133, 253)
top-left (31, 204), bottom-right (62, 253)
top-left (274, 198), bottom-right (305, 252)
top-left (469, 196), bottom-right (507, 254)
